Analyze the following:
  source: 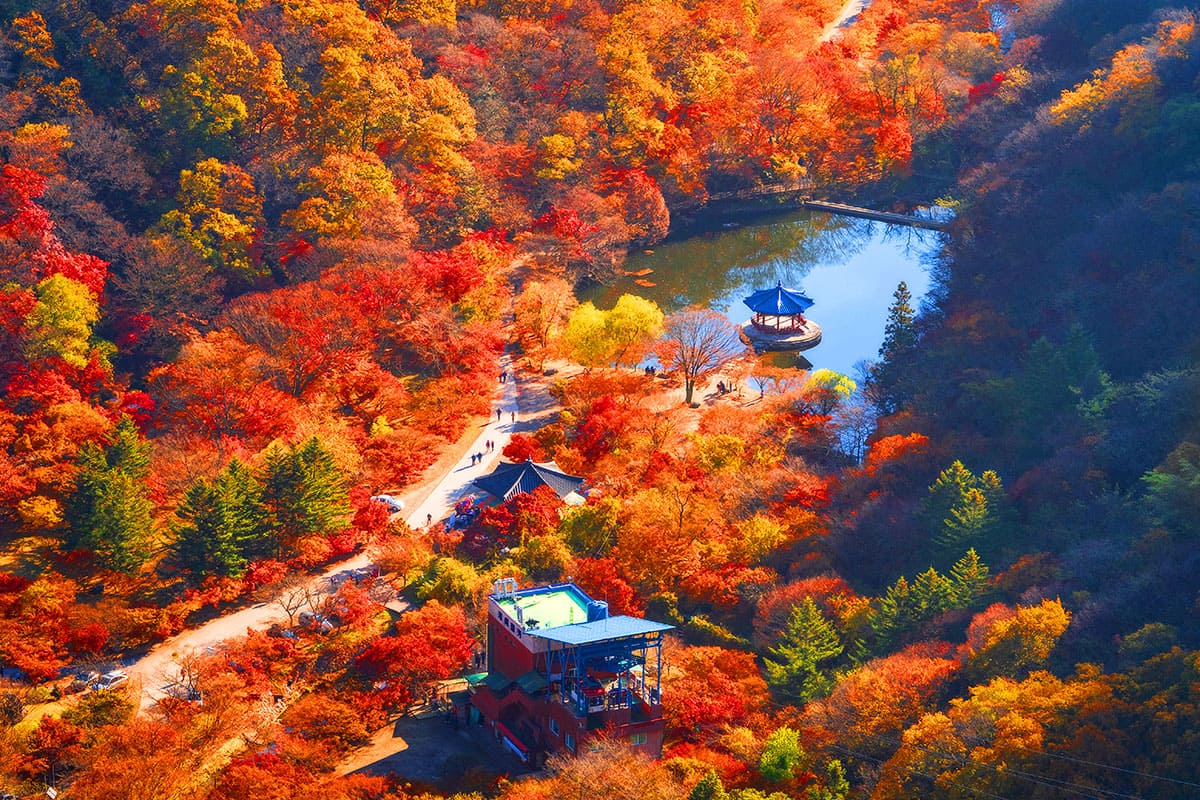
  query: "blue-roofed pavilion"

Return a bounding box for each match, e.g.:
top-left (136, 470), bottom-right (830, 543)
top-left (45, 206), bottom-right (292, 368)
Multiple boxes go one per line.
top-left (739, 281), bottom-right (823, 352)
top-left (744, 282), bottom-right (814, 331)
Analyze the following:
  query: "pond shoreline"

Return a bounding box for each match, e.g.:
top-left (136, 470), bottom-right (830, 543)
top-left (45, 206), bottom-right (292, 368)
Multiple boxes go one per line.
top-left (581, 201), bottom-right (939, 379)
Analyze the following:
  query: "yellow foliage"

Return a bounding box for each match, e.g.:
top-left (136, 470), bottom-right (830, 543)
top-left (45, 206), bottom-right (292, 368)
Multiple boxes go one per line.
top-left (966, 598), bottom-right (1071, 679)
top-left (16, 495), bottom-right (63, 531)
top-left (1050, 15), bottom-right (1197, 133)
top-left (535, 134), bottom-right (582, 180)
top-left (690, 432), bottom-right (747, 473)
top-left (25, 275), bottom-right (103, 369)
top-left (733, 515), bottom-right (787, 563)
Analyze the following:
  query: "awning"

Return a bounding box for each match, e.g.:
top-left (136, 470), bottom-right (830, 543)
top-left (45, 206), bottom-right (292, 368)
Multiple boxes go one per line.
top-left (496, 721), bottom-right (530, 762)
top-left (516, 671), bottom-right (549, 694)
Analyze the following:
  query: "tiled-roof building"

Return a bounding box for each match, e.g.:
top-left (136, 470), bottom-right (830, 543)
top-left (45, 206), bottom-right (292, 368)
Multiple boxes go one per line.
top-left (471, 458), bottom-right (585, 502)
top-left (469, 579), bottom-right (672, 766)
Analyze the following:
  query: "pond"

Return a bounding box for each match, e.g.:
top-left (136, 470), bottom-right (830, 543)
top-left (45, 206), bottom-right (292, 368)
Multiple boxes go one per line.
top-left (580, 209), bottom-right (944, 379)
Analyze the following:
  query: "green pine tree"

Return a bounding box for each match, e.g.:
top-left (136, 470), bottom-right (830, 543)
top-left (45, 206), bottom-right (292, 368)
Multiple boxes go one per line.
top-left (868, 575), bottom-right (912, 653)
top-left (910, 566), bottom-right (957, 618)
top-left (925, 461), bottom-right (1009, 562)
top-left (262, 437), bottom-right (349, 556)
top-left (924, 460), bottom-right (976, 527)
top-left (218, 459), bottom-right (272, 559)
top-left (870, 281), bottom-right (917, 413)
top-left (806, 760), bottom-right (849, 800)
top-left (765, 597), bottom-right (843, 703)
top-left (64, 418), bottom-right (153, 573)
top-left (950, 548), bottom-right (991, 605)
top-left (105, 417), bottom-right (151, 478)
top-left (172, 459), bottom-right (269, 578)
top-left (936, 487), bottom-right (990, 553)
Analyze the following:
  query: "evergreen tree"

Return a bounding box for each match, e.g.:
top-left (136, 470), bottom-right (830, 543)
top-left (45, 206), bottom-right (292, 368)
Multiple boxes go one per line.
top-left (869, 575), bottom-right (912, 653)
top-left (869, 567), bottom-right (960, 655)
top-left (925, 461), bottom-right (1010, 561)
top-left (173, 459), bottom-right (269, 578)
top-left (262, 437), bottom-right (349, 555)
top-left (910, 566), bottom-right (957, 618)
top-left (64, 418), bottom-right (153, 573)
top-left (949, 548), bottom-right (991, 604)
top-left (104, 417), bottom-right (151, 478)
top-left (173, 480), bottom-right (226, 574)
top-left (978, 469), bottom-right (1015, 544)
top-left (936, 487), bottom-right (989, 552)
top-left (765, 597), bottom-right (843, 703)
top-left (806, 760), bottom-right (850, 800)
top-left (924, 460), bottom-right (976, 529)
top-left (870, 281), bottom-right (917, 413)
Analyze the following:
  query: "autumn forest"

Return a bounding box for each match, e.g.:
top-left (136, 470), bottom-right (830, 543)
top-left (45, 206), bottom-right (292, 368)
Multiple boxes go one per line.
top-left (1, 0), bottom-right (1199, 797)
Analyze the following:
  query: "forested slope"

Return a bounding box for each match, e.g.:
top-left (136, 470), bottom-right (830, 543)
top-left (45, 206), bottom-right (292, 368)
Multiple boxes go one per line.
top-left (1, 1), bottom-right (1198, 799)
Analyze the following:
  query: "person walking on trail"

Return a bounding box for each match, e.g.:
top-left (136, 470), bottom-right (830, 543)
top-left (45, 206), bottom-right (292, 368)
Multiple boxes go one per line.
top-left (426, 513), bottom-right (432, 527)
top-left (510, 411), bottom-right (516, 423)
top-left (496, 409), bottom-right (501, 422)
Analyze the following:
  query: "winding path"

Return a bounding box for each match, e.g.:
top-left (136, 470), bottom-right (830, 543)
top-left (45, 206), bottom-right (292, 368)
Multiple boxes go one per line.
top-left (820, 0), bottom-right (868, 42)
top-left (123, 0), bottom-right (874, 715)
top-left (128, 351), bottom-right (535, 712)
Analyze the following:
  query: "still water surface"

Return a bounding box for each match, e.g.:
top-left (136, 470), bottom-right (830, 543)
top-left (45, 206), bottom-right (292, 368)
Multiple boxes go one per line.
top-left (582, 210), bottom-right (943, 378)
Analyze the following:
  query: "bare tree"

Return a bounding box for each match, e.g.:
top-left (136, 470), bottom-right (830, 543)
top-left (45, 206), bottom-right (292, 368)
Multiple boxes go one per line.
top-left (657, 307), bottom-right (747, 404)
top-left (274, 577), bottom-right (322, 626)
top-left (832, 394), bottom-right (879, 464)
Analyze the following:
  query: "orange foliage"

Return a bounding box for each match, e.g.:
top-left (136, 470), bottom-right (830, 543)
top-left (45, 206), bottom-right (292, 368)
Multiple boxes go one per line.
top-left (571, 557), bottom-right (645, 616)
top-left (663, 645), bottom-right (771, 741)
top-left (804, 641), bottom-right (960, 747)
top-left (863, 432), bottom-right (930, 475)
top-left (680, 564), bottom-right (776, 611)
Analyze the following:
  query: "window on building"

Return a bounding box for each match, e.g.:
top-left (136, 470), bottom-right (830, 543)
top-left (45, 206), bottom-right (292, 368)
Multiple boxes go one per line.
top-left (550, 718), bottom-right (560, 736)
top-left (630, 732), bottom-right (647, 746)
top-left (565, 732), bottom-right (575, 752)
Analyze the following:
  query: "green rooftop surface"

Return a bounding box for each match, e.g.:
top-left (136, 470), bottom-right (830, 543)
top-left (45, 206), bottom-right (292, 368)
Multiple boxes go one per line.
top-left (497, 586), bottom-right (589, 630)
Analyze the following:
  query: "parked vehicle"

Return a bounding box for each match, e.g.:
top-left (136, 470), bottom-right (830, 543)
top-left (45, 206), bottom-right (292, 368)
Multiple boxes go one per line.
top-left (369, 494), bottom-right (405, 513)
top-left (93, 669), bottom-right (128, 690)
top-left (66, 670), bottom-right (99, 694)
top-left (297, 610), bottom-right (334, 633)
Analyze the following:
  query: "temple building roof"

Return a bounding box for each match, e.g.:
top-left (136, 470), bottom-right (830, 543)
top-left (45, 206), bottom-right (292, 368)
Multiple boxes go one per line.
top-left (472, 458), bottom-right (585, 501)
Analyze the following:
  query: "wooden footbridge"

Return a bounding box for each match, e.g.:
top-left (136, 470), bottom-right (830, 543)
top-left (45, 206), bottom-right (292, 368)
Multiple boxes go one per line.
top-left (801, 200), bottom-right (950, 231)
top-left (686, 179), bottom-right (951, 232)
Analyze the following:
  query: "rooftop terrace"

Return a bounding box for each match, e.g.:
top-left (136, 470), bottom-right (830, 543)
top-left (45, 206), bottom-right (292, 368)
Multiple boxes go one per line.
top-left (494, 583), bottom-right (591, 630)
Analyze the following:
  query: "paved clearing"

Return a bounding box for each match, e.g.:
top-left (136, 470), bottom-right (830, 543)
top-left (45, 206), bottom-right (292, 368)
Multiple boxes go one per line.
top-left (341, 713), bottom-right (532, 789)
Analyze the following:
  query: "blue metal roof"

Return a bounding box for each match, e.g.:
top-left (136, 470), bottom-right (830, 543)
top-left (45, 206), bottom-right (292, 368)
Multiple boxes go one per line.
top-left (528, 615), bottom-right (674, 645)
top-left (744, 282), bottom-right (814, 315)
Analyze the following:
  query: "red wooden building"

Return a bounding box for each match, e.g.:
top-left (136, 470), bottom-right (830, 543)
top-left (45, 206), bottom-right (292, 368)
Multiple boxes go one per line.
top-left (469, 579), bottom-right (672, 765)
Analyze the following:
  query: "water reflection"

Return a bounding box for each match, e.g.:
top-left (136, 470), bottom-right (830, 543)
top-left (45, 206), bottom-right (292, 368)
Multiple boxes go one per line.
top-left (581, 209), bottom-right (941, 378)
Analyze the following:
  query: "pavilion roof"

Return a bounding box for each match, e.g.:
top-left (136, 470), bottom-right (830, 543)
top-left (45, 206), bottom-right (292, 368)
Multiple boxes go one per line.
top-left (744, 282), bottom-right (815, 315)
top-left (472, 459), bottom-right (585, 502)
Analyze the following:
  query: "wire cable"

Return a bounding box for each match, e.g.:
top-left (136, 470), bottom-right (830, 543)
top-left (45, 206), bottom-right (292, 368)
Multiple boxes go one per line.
top-left (952, 730), bottom-right (1200, 791)
top-left (826, 742), bottom-right (1020, 800)
top-left (855, 731), bottom-right (1142, 800)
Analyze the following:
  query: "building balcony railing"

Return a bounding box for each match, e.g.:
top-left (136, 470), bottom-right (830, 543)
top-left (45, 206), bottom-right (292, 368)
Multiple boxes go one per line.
top-left (559, 678), bottom-right (660, 721)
